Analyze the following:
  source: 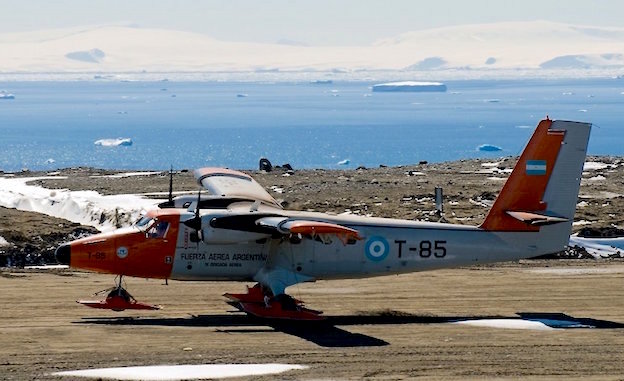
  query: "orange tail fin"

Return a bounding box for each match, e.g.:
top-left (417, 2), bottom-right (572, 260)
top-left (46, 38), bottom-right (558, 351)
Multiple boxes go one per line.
top-left (480, 118), bottom-right (590, 232)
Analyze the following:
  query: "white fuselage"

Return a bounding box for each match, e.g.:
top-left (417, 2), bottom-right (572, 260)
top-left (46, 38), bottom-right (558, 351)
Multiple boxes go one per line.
top-left (169, 207), bottom-right (555, 283)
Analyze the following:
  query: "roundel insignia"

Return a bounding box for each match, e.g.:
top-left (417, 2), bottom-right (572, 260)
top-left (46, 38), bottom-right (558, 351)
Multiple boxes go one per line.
top-left (365, 236), bottom-right (389, 262)
top-left (116, 246), bottom-right (129, 259)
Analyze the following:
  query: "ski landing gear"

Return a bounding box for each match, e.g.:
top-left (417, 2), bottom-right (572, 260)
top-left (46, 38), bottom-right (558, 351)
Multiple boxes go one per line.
top-left (224, 283), bottom-right (324, 321)
top-left (77, 275), bottom-right (160, 311)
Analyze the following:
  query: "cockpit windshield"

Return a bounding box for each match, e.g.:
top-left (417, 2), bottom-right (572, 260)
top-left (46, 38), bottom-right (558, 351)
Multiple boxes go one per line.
top-left (147, 221), bottom-right (169, 238)
top-left (135, 216), bottom-right (154, 231)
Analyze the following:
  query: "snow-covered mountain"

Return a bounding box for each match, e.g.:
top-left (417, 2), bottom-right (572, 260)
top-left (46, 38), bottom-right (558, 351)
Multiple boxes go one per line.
top-left (1, 21), bottom-right (623, 76)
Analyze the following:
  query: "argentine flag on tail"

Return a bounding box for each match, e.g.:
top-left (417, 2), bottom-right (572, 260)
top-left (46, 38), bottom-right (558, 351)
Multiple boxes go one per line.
top-left (526, 160), bottom-right (547, 175)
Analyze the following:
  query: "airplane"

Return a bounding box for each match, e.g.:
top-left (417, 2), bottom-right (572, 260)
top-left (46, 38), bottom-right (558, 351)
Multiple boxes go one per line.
top-left (55, 118), bottom-right (591, 320)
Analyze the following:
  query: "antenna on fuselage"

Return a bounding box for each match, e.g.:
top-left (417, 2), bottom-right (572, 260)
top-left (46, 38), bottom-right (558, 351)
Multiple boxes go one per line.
top-left (435, 186), bottom-right (446, 222)
top-left (168, 165), bottom-right (174, 205)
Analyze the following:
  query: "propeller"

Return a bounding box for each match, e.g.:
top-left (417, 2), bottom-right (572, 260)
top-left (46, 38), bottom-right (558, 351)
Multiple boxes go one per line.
top-left (183, 188), bottom-right (203, 243)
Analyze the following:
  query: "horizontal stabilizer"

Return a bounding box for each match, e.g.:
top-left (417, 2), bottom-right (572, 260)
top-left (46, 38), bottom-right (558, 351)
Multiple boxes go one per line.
top-left (505, 211), bottom-right (568, 226)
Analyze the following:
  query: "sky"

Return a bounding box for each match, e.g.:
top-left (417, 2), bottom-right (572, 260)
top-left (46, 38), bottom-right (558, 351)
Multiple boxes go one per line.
top-left (0, 0), bottom-right (623, 46)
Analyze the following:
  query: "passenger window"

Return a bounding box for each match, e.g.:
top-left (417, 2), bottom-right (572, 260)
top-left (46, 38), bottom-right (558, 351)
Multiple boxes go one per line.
top-left (147, 221), bottom-right (169, 238)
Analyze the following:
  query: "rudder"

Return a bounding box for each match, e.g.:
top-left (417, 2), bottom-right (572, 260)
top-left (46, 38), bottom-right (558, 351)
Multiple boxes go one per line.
top-left (480, 118), bottom-right (591, 233)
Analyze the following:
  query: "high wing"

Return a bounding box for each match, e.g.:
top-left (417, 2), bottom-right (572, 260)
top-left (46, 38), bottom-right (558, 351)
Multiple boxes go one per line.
top-left (193, 167), bottom-right (282, 209)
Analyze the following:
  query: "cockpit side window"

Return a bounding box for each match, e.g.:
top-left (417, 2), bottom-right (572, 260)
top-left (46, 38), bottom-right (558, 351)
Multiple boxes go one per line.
top-left (135, 216), bottom-right (154, 231)
top-left (147, 220), bottom-right (169, 239)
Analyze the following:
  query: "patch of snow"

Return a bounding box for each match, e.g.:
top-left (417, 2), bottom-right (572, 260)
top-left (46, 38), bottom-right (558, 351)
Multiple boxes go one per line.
top-left (584, 161), bottom-right (611, 170)
top-left (588, 175), bottom-right (606, 181)
top-left (573, 219), bottom-right (592, 226)
top-left (269, 186), bottom-right (284, 194)
top-left (569, 235), bottom-right (624, 258)
top-left (529, 266), bottom-right (624, 275)
top-left (51, 364), bottom-right (307, 380)
top-left (0, 176), bottom-right (159, 232)
top-left (481, 161), bottom-right (501, 167)
top-left (24, 264), bottom-right (69, 270)
top-left (94, 138), bottom-right (132, 147)
top-left (0, 236), bottom-right (9, 247)
top-left (487, 177), bottom-right (507, 181)
top-left (90, 171), bottom-right (162, 179)
top-left (372, 81), bottom-right (446, 92)
top-left (453, 319), bottom-right (556, 331)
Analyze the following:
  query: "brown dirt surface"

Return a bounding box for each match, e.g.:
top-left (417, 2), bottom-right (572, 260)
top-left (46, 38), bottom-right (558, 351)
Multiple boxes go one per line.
top-left (1, 157), bottom-right (624, 379)
top-left (3, 260), bottom-right (624, 380)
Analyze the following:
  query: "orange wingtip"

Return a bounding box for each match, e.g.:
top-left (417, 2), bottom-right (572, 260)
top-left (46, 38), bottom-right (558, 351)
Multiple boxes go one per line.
top-left (287, 221), bottom-right (362, 240)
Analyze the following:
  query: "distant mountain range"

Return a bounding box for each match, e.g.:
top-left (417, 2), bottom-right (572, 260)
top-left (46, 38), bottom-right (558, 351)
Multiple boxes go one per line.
top-left (1, 21), bottom-right (623, 77)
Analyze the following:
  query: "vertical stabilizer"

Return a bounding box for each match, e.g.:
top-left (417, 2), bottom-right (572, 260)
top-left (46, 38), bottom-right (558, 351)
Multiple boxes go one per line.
top-left (480, 119), bottom-right (591, 233)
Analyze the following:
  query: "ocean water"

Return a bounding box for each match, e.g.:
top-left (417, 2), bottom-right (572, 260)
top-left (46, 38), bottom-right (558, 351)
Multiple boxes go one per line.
top-left (0, 78), bottom-right (623, 172)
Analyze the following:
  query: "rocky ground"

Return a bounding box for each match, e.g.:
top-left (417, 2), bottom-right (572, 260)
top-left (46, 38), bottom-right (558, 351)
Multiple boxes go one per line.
top-left (1, 155), bottom-right (623, 265)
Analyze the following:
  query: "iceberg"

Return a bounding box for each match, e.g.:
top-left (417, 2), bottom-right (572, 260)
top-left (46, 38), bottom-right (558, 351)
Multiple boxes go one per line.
top-left (337, 159), bottom-right (350, 165)
top-left (478, 144), bottom-right (502, 152)
top-left (372, 81), bottom-right (446, 93)
top-left (0, 91), bottom-right (15, 99)
top-left (94, 138), bottom-right (133, 147)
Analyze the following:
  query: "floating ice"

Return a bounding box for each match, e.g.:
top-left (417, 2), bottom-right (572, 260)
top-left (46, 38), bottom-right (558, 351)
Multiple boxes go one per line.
top-left (578, 109), bottom-right (588, 112)
top-left (372, 81), bottom-right (446, 93)
top-left (94, 138), bottom-right (133, 147)
top-left (484, 99), bottom-right (500, 103)
top-left (45, 158), bottom-right (55, 164)
top-left (236, 93), bottom-right (248, 98)
top-left (478, 144), bottom-right (502, 152)
top-left (0, 90), bottom-right (15, 99)
top-left (51, 363), bottom-right (308, 380)
top-left (337, 159), bottom-right (350, 165)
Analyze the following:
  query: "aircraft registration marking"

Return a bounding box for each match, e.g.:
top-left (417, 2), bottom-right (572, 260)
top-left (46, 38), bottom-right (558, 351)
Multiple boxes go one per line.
top-left (395, 240), bottom-right (447, 258)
